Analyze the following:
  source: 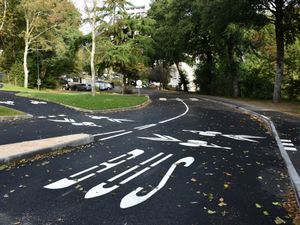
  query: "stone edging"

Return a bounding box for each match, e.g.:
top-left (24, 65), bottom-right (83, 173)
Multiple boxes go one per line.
top-left (0, 114), bottom-right (33, 122)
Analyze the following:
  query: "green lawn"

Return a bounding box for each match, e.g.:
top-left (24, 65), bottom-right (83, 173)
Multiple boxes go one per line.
top-left (18, 92), bottom-right (148, 110)
top-left (0, 106), bottom-right (26, 116)
top-left (1, 83), bottom-right (40, 93)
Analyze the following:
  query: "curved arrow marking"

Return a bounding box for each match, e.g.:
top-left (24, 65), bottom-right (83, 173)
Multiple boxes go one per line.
top-left (120, 157), bottom-right (195, 209)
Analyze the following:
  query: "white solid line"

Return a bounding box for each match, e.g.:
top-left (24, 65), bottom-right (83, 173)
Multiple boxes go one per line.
top-left (108, 165), bottom-right (139, 182)
top-left (108, 154), bottom-right (127, 163)
top-left (93, 130), bottom-right (126, 137)
top-left (120, 167), bottom-right (151, 185)
top-left (48, 115), bottom-right (56, 118)
top-left (282, 143), bottom-right (294, 147)
top-left (190, 98), bottom-right (199, 101)
top-left (284, 147), bottom-right (297, 151)
top-left (100, 131), bottom-right (133, 141)
top-left (159, 100), bottom-right (189, 124)
top-left (140, 153), bottom-right (165, 165)
top-left (150, 154), bottom-right (173, 167)
top-left (38, 116), bottom-right (47, 119)
top-left (281, 139), bottom-right (292, 142)
top-left (159, 98), bottom-right (167, 101)
top-left (70, 166), bottom-right (99, 178)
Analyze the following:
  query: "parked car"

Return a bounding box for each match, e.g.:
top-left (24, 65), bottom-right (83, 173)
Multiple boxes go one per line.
top-left (96, 81), bottom-right (113, 91)
top-left (72, 83), bottom-right (91, 91)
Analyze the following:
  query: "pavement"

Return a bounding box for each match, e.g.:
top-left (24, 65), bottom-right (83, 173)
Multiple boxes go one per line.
top-left (0, 90), bottom-right (299, 224)
top-left (199, 95), bottom-right (300, 204)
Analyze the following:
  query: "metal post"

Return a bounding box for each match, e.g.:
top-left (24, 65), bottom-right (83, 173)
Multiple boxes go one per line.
top-left (36, 48), bottom-right (40, 91)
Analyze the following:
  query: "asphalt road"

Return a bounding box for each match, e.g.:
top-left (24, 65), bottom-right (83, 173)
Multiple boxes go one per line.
top-left (0, 90), bottom-right (293, 225)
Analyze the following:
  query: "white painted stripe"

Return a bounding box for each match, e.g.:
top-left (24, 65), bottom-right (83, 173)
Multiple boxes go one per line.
top-left (70, 166), bottom-right (99, 178)
top-left (100, 131), bottom-right (133, 141)
top-left (190, 98), bottom-right (199, 101)
top-left (120, 167), bottom-right (151, 185)
top-left (108, 154), bottom-right (127, 163)
top-left (282, 143), bottom-right (294, 147)
top-left (150, 154), bottom-right (173, 167)
top-left (38, 116), bottom-right (47, 119)
top-left (108, 166), bottom-right (139, 182)
top-left (48, 115), bottom-right (56, 118)
top-left (281, 139), bottom-right (292, 142)
top-left (140, 153), bottom-right (164, 165)
top-left (159, 100), bottom-right (189, 124)
top-left (284, 147), bottom-right (297, 151)
top-left (59, 114), bottom-right (66, 117)
top-left (134, 124), bottom-right (157, 130)
top-left (159, 98), bottom-right (167, 101)
top-left (93, 130), bottom-right (126, 137)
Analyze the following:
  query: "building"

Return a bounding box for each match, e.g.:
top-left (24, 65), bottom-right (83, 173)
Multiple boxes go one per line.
top-left (126, 4), bottom-right (150, 17)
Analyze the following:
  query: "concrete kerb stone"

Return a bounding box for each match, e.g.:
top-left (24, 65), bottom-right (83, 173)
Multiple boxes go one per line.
top-left (0, 114), bottom-right (33, 122)
top-left (201, 97), bottom-right (300, 206)
top-left (0, 133), bottom-right (94, 164)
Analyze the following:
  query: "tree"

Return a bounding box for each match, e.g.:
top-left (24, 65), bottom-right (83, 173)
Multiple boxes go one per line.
top-left (256, 0), bottom-right (300, 102)
top-left (0, 0), bottom-right (7, 33)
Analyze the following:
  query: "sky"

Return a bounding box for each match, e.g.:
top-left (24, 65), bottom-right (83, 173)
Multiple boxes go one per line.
top-left (71, 0), bottom-right (152, 34)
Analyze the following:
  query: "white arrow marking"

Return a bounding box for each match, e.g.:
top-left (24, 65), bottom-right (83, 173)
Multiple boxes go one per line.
top-left (44, 149), bottom-right (144, 190)
top-left (120, 157), bottom-right (195, 209)
top-left (134, 124), bottom-right (157, 130)
top-left (221, 134), bottom-right (265, 143)
top-left (138, 134), bottom-right (181, 142)
top-left (48, 118), bottom-right (75, 123)
top-left (0, 101), bottom-right (14, 105)
top-left (85, 153), bottom-right (171, 199)
top-left (87, 115), bottom-right (134, 123)
top-left (179, 140), bottom-right (231, 150)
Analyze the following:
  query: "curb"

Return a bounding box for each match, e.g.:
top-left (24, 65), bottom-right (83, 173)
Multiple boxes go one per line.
top-left (0, 114), bottom-right (33, 122)
top-left (201, 97), bottom-right (300, 206)
top-left (0, 133), bottom-right (94, 164)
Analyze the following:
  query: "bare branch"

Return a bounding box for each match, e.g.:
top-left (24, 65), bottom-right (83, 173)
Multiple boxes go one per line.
top-left (31, 24), bottom-right (58, 42)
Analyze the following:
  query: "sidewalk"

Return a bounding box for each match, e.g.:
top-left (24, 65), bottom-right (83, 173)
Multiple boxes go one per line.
top-left (201, 95), bottom-right (300, 205)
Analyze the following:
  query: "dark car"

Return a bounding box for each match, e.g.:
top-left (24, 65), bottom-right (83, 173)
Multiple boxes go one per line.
top-left (72, 83), bottom-right (91, 91)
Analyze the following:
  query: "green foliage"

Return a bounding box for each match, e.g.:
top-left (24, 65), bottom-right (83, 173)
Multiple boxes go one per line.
top-left (5, 61), bottom-right (24, 86)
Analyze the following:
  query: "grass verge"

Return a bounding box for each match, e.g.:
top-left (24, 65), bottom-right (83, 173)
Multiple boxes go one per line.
top-left (18, 92), bottom-right (148, 110)
top-left (0, 106), bottom-right (26, 116)
top-left (1, 83), bottom-right (40, 93)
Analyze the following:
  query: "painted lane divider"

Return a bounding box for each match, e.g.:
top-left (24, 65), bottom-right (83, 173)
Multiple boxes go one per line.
top-left (99, 131), bottom-right (133, 141)
top-left (159, 98), bottom-right (167, 101)
top-left (159, 99), bottom-right (189, 124)
top-left (87, 115), bottom-right (134, 123)
top-left (44, 149), bottom-right (144, 190)
top-left (120, 156), bottom-right (194, 208)
top-left (85, 153), bottom-right (173, 199)
top-left (281, 139), bottom-right (298, 152)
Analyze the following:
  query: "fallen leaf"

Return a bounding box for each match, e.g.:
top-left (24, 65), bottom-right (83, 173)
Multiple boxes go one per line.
top-left (274, 216), bottom-right (286, 224)
top-left (207, 210), bottom-right (216, 214)
top-left (255, 203), bottom-right (262, 208)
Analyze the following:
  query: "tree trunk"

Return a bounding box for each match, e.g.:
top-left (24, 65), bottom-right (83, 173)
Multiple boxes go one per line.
top-left (206, 49), bottom-right (215, 95)
top-left (90, 0), bottom-right (97, 97)
top-left (23, 40), bottom-right (29, 88)
top-left (227, 37), bottom-right (239, 97)
top-left (273, 0), bottom-right (284, 103)
top-left (175, 62), bottom-right (188, 91)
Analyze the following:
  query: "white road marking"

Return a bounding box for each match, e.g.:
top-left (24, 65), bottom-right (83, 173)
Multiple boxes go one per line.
top-left (59, 114), bottom-right (66, 117)
top-left (93, 130), bottom-right (126, 137)
top-left (281, 139), bottom-right (292, 142)
top-left (159, 98), bottom-right (167, 101)
top-left (37, 116), bottom-right (47, 119)
top-left (183, 130), bottom-right (265, 143)
top-left (120, 157), bottom-right (195, 209)
top-left (100, 131), bottom-right (133, 141)
top-left (179, 140), bottom-right (232, 150)
top-left (189, 98), bottom-right (199, 101)
top-left (134, 124), bottom-right (157, 130)
top-left (138, 134), bottom-right (181, 142)
top-left (44, 149), bottom-right (144, 190)
top-left (48, 118), bottom-right (102, 127)
top-left (282, 143), bottom-right (294, 146)
top-left (87, 115), bottom-right (134, 123)
top-left (0, 101), bottom-right (14, 105)
top-left (284, 147), bottom-right (297, 152)
top-left (30, 100), bottom-right (47, 105)
top-left (159, 99), bottom-right (189, 124)
top-left (85, 153), bottom-right (172, 199)
top-left (48, 115), bottom-right (57, 118)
